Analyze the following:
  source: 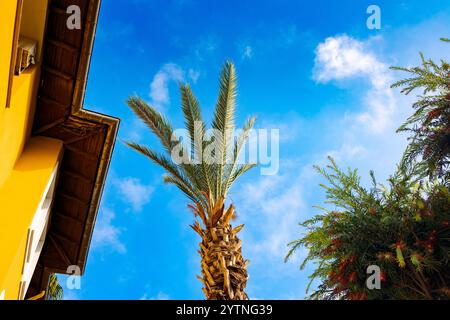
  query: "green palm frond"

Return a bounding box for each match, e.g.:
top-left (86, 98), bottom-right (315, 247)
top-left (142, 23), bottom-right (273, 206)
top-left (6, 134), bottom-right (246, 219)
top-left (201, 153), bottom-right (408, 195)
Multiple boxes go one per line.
top-left (180, 84), bottom-right (205, 158)
top-left (212, 61), bottom-right (237, 199)
top-left (163, 174), bottom-right (202, 206)
top-left (180, 84), bottom-right (212, 194)
top-left (222, 116), bottom-right (256, 195)
top-left (229, 163), bottom-right (257, 186)
top-left (126, 141), bottom-right (184, 179)
top-left (127, 96), bottom-right (177, 153)
top-left (126, 61), bottom-right (256, 218)
top-left (125, 141), bottom-right (207, 208)
top-left (212, 61), bottom-right (237, 133)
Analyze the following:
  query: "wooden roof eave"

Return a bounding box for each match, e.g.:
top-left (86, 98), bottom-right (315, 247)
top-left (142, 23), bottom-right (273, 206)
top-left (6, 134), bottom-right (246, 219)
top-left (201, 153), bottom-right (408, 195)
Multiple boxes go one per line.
top-left (31, 0), bottom-right (119, 275)
top-left (67, 0), bottom-right (120, 273)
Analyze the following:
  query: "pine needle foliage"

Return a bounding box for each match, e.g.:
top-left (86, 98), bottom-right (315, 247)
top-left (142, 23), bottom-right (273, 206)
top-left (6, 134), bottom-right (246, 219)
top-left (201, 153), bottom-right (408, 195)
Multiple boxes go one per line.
top-left (391, 38), bottom-right (450, 180)
top-left (286, 157), bottom-right (450, 300)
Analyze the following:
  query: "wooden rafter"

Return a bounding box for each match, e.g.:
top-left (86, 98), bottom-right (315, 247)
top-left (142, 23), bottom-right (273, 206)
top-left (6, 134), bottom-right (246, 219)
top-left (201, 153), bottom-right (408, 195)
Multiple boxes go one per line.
top-left (33, 118), bottom-right (66, 135)
top-left (38, 94), bottom-right (70, 110)
top-left (43, 66), bottom-right (74, 80)
top-left (65, 145), bottom-right (99, 161)
top-left (48, 234), bottom-right (72, 266)
top-left (47, 37), bottom-right (78, 52)
top-left (49, 5), bottom-right (67, 15)
top-left (58, 191), bottom-right (89, 206)
top-left (63, 170), bottom-right (93, 184)
top-left (64, 128), bottom-right (103, 145)
top-left (54, 211), bottom-right (84, 226)
top-left (51, 230), bottom-right (79, 247)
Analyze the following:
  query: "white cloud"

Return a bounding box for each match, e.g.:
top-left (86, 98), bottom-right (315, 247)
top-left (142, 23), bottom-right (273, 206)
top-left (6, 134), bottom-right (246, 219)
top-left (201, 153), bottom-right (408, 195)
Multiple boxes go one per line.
top-left (149, 63), bottom-right (185, 110)
top-left (233, 34), bottom-right (415, 299)
top-left (114, 177), bottom-right (154, 212)
top-left (121, 117), bottom-right (146, 142)
top-left (313, 35), bottom-right (396, 134)
top-left (326, 143), bottom-right (367, 162)
top-left (234, 136), bottom-right (386, 298)
top-left (242, 45), bottom-right (253, 59)
top-left (314, 35), bottom-right (385, 84)
top-left (188, 68), bottom-right (200, 83)
top-left (231, 158), bottom-right (317, 299)
top-left (92, 208), bottom-right (126, 254)
top-left (308, 34), bottom-right (413, 178)
top-left (237, 175), bottom-right (304, 259)
top-left (258, 113), bottom-right (303, 143)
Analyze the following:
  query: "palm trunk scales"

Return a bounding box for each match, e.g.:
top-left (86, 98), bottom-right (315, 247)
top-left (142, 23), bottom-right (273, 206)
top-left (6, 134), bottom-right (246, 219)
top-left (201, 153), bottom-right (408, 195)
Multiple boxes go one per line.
top-left (190, 202), bottom-right (249, 300)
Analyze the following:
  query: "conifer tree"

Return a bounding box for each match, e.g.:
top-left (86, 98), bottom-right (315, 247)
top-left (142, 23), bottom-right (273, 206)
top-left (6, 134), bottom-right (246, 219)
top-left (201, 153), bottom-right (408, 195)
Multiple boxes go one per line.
top-left (287, 39), bottom-right (450, 300)
top-left (391, 38), bottom-right (450, 180)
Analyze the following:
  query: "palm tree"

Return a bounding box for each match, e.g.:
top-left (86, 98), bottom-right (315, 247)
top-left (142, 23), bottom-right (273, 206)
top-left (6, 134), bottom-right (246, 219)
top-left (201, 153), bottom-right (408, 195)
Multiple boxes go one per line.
top-left (47, 274), bottom-right (63, 300)
top-left (126, 61), bottom-right (256, 300)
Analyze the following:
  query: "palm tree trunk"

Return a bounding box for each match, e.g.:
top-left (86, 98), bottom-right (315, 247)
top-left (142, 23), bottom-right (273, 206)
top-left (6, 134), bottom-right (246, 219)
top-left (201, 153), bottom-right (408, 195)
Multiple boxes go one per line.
top-left (197, 221), bottom-right (249, 300)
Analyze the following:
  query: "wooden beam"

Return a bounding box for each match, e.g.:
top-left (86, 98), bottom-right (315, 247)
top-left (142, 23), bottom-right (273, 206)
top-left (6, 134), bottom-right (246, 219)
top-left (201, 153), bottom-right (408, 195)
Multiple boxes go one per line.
top-left (49, 2), bottom-right (86, 28)
top-left (54, 211), bottom-right (85, 226)
top-left (63, 170), bottom-right (94, 184)
top-left (38, 94), bottom-right (69, 110)
top-left (51, 230), bottom-right (79, 247)
top-left (65, 145), bottom-right (99, 161)
top-left (33, 117), bottom-right (65, 135)
top-left (64, 128), bottom-right (103, 145)
top-left (47, 37), bottom-right (78, 52)
top-left (49, 5), bottom-right (67, 15)
top-left (58, 191), bottom-right (89, 206)
top-left (48, 234), bottom-right (72, 266)
top-left (42, 66), bottom-right (74, 81)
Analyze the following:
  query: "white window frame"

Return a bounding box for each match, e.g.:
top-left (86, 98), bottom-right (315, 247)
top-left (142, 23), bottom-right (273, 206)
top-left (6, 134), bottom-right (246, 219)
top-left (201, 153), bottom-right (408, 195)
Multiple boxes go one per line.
top-left (18, 162), bottom-right (59, 300)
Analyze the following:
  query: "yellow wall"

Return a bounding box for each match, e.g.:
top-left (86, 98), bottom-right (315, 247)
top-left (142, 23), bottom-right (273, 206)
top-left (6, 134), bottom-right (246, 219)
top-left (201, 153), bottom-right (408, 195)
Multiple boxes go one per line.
top-left (0, 0), bottom-right (49, 187)
top-left (20, 0), bottom-right (49, 62)
top-left (0, 67), bottom-right (42, 187)
top-left (0, 0), bottom-right (59, 300)
top-left (0, 137), bottom-right (63, 300)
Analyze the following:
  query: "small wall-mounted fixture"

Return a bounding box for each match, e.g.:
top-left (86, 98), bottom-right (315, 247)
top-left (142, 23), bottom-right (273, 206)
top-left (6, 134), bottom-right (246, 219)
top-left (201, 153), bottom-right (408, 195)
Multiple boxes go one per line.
top-left (15, 36), bottom-right (37, 75)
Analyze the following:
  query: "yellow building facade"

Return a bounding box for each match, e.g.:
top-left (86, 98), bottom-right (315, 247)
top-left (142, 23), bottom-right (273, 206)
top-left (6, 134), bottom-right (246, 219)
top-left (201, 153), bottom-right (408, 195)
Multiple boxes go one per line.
top-left (0, 0), bottom-right (118, 300)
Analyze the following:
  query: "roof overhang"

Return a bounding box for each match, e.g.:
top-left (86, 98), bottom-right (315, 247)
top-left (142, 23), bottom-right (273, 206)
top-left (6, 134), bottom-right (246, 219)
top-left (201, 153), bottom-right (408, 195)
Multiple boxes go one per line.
top-left (27, 0), bottom-right (119, 296)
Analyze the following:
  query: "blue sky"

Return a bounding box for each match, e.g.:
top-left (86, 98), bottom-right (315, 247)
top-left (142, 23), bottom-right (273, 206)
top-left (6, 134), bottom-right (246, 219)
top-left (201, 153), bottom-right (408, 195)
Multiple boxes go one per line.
top-left (60, 0), bottom-right (450, 299)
